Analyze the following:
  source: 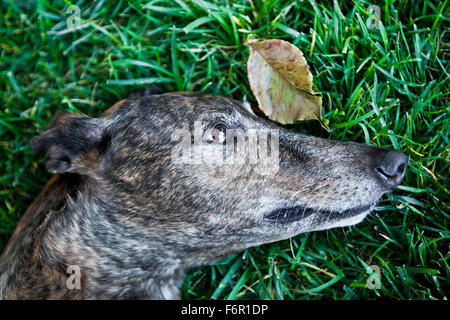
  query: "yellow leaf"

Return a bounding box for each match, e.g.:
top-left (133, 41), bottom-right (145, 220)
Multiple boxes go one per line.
top-left (247, 39), bottom-right (322, 124)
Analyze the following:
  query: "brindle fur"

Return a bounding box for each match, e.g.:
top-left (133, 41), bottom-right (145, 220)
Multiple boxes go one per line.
top-left (0, 87), bottom-right (406, 299)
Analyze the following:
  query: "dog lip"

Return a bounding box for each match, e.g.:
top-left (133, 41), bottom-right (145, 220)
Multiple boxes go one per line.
top-left (264, 204), bottom-right (372, 223)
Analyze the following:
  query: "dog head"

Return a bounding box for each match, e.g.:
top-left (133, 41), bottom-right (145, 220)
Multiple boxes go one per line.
top-left (31, 92), bottom-right (407, 264)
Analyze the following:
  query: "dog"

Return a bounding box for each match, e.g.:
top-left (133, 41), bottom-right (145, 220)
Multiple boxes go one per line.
top-left (0, 87), bottom-right (407, 299)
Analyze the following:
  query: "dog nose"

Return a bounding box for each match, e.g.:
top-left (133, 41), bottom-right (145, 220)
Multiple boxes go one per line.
top-left (373, 150), bottom-right (407, 190)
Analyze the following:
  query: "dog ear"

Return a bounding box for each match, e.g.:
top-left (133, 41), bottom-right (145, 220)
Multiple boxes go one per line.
top-left (30, 111), bottom-right (109, 174)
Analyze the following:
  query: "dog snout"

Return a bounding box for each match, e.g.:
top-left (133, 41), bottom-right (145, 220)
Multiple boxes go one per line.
top-left (373, 149), bottom-right (407, 190)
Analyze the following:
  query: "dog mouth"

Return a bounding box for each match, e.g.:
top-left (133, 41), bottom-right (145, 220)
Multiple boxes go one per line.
top-left (264, 204), bottom-right (373, 223)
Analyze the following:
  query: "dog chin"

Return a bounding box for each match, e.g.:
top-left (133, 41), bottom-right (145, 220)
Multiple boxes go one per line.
top-left (258, 207), bottom-right (373, 247)
top-left (311, 208), bottom-right (372, 232)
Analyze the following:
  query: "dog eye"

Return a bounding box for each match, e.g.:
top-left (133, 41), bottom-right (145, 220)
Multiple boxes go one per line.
top-left (205, 123), bottom-right (228, 144)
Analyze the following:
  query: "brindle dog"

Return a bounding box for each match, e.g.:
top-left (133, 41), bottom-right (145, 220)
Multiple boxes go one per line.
top-left (0, 87), bottom-right (407, 299)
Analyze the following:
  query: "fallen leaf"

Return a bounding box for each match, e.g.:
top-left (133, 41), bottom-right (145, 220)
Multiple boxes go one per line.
top-left (247, 39), bottom-right (322, 124)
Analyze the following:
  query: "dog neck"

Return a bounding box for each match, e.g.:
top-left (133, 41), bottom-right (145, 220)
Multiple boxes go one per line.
top-left (0, 173), bottom-right (185, 299)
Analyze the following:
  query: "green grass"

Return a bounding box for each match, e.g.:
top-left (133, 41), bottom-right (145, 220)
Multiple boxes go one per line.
top-left (0, 0), bottom-right (448, 299)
